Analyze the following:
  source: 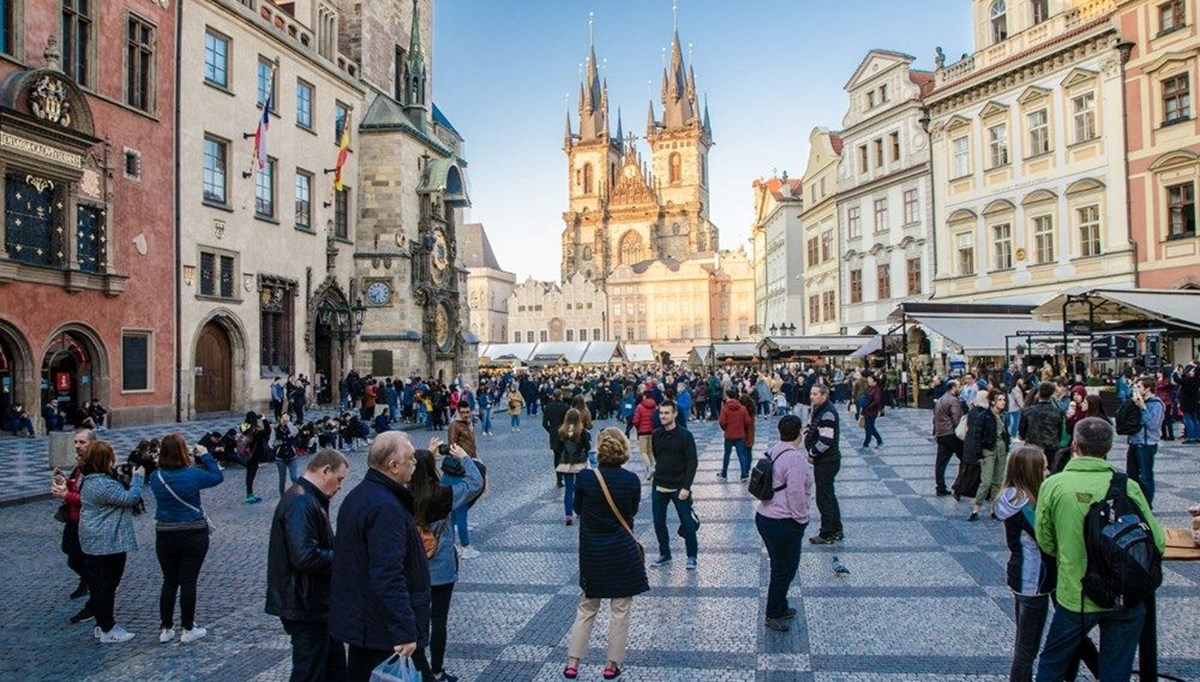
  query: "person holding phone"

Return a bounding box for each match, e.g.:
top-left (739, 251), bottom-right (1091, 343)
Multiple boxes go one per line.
top-left (51, 429), bottom-right (97, 625)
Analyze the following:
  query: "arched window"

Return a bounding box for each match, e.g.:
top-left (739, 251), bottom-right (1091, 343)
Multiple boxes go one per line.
top-left (990, 0), bottom-right (1008, 43)
top-left (669, 153), bottom-right (682, 184)
top-left (583, 164), bottom-right (594, 194)
top-left (619, 231), bottom-right (646, 265)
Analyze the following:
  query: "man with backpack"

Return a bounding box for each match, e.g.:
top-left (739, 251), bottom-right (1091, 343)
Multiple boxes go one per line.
top-left (649, 401), bottom-right (699, 570)
top-left (751, 415), bottom-right (812, 632)
top-left (1034, 417), bottom-right (1165, 682)
top-left (1122, 377), bottom-right (1164, 508)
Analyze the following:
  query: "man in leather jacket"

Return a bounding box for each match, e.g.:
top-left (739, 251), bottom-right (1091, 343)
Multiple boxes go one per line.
top-left (266, 449), bottom-right (350, 682)
top-left (1019, 382), bottom-right (1065, 453)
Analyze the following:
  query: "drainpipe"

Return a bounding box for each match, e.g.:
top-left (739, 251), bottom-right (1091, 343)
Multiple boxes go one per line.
top-left (1115, 37), bottom-right (1138, 287)
top-left (173, 0), bottom-right (183, 423)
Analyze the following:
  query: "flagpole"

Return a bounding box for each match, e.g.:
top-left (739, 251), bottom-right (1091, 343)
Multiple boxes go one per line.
top-left (248, 63), bottom-right (279, 178)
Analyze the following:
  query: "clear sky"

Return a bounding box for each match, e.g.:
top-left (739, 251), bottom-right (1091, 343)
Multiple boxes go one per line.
top-left (432, 0), bottom-right (972, 282)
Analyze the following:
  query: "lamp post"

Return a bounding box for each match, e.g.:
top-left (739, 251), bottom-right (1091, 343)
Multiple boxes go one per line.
top-left (318, 297), bottom-right (367, 404)
top-left (770, 324), bottom-right (778, 336)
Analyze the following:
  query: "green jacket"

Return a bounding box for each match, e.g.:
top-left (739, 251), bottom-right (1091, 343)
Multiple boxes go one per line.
top-left (1034, 456), bottom-right (1165, 613)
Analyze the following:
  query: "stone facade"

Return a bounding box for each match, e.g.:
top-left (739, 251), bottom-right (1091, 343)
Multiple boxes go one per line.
top-left (751, 175), bottom-right (805, 335)
top-left (507, 274), bottom-right (607, 345)
top-left (461, 222), bottom-right (516, 344)
top-left (800, 128), bottom-right (844, 335)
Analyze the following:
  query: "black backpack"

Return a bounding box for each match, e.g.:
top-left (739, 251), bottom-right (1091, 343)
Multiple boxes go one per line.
top-left (561, 437), bottom-right (587, 466)
top-left (1114, 401), bottom-right (1144, 436)
top-left (1082, 472), bottom-right (1162, 609)
top-left (747, 448), bottom-right (791, 502)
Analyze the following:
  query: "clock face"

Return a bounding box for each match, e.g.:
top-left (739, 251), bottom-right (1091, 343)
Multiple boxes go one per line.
top-left (435, 304), bottom-right (451, 350)
top-left (431, 230), bottom-right (449, 272)
top-left (623, 165), bottom-right (637, 179)
top-left (366, 281), bottom-right (391, 306)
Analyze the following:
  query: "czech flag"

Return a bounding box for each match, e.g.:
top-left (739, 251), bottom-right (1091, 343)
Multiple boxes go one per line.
top-left (251, 76), bottom-right (274, 173)
top-left (334, 111), bottom-right (351, 191)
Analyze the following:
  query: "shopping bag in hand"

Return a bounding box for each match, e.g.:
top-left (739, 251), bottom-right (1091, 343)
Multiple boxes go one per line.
top-left (371, 654), bottom-right (421, 682)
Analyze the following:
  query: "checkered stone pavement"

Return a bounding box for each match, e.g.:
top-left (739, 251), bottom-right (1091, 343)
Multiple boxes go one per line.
top-left (0, 407), bottom-right (1197, 681)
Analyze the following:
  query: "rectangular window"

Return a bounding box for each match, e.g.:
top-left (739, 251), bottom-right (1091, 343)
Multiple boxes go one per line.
top-left (1072, 93), bottom-right (1096, 143)
top-left (1078, 205), bottom-right (1102, 257)
top-left (219, 255), bottom-right (234, 298)
top-left (877, 264), bottom-right (891, 300)
top-left (903, 189), bottom-right (919, 225)
top-left (199, 252), bottom-right (215, 296)
top-left (513, 332), bottom-right (520, 343)
top-left (1168, 182), bottom-right (1196, 237)
top-left (1163, 74), bottom-right (1191, 124)
top-left (257, 56), bottom-right (275, 109)
top-left (993, 223), bottom-right (1013, 270)
top-left (334, 186), bottom-right (349, 239)
top-left (847, 206), bottom-right (862, 239)
top-left (874, 139), bottom-right (884, 167)
top-left (956, 231), bottom-right (975, 275)
top-left (566, 329), bottom-right (574, 342)
top-left (255, 158), bottom-right (277, 218)
top-left (1160, 0), bottom-right (1185, 33)
top-left (335, 101), bottom-right (350, 140)
top-left (866, 91), bottom-right (876, 108)
top-left (822, 291), bottom-right (836, 321)
top-left (873, 198), bottom-right (888, 233)
top-left (1027, 109), bottom-right (1050, 155)
top-left (294, 170), bottom-right (312, 229)
top-left (1033, 215), bottom-right (1055, 264)
top-left (202, 136), bottom-right (227, 204)
top-left (1033, 0), bottom-right (1050, 24)
top-left (62, 0), bottom-right (92, 86)
top-left (858, 145), bottom-right (868, 173)
top-left (820, 230), bottom-right (833, 261)
top-left (394, 45), bottom-right (407, 100)
top-left (890, 131), bottom-right (901, 162)
top-left (952, 136), bottom-right (970, 177)
top-left (806, 237), bottom-right (819, 266)
top-left (5, 172), bottom-right (65, 268)
top-left (121, 332), bottom-right (151, 391)
top-left (125, 15), bottom-right (155, 113)
top-left (260, 282), bottom-right (295, 373)
top-left (593, 328), bottom-right (601, 341)
top-left (526, 331), bottom-right (534, 343)
top-left (849, 269), bottom-right (863, 304)
top-left (539, 330), bottom-right (548, 343)
top-left (578, 329), bottom-right (587, 341)
top-left (906, 257), bottom-right (921, 295)
top-left (198, 251), bottom-right (237, 298)
top-left (296, 79), bottom-right (314, 129)
top-left (76, 204), bottom-right (105, 273)
top-left (809, 295), bottom-right (820, 324)
top-left (988, 124), bottom-right (1009, 167)
top-left (1, 0), bottom-right (14, 56)
top-left (880, 84), bottom-right (888, 103)
top-left (203, 29), bottom-right (229, 87)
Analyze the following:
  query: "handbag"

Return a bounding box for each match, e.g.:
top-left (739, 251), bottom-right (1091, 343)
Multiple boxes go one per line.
top-left (53, 504), bottom-right (70, 523)
top-left (594, 468), bottom-right (645, 562)
top-left (370, 654), bottom-right (421, 682)
top-left (156, 471), bottom-right (216, 535)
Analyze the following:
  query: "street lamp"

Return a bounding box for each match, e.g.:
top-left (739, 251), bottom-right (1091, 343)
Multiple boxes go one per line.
top-left (770, 324), bottom-right (778, 336)
top-left (317, 296), bottom-right (367, 368)
top-left (786, 323), bottom-right (796, 335)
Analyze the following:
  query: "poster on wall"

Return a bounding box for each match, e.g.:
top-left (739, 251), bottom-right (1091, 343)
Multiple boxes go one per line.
top-left (55, 373), bottom-right (71, 392)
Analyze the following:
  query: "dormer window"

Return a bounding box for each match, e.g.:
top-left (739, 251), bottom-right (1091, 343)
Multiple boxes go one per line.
top-left (990, 0), bottom-right (1008, 43)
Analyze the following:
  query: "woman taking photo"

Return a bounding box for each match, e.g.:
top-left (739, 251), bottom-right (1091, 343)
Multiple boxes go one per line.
top-left (564, 428), bottom-right (648, 680)
top-left (410, 438), bottom-right (483, 682)
top-left (78, 441), bottom-right (144, 643)
top-left (241, 412), bottom-right (270, 504)
top-left (557, 409), bottom-right (592, 526)
top-left (149, 434), bottom-right (223, 644)
top-left (967, 391), bottom-right (1011, 522)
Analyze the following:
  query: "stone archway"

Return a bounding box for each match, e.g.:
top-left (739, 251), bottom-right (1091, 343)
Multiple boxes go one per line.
top-left (41, 323), bottom-right (109, 424)
top-left (0, 319), bottom-right (36, 430)
top-left (308, 278), bottom-right (351, 406)
top-left (188, 310), bottom-right (249, 418)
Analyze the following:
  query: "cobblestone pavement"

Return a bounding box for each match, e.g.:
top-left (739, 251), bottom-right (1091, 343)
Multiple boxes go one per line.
top-left (1, 408), bottom-right (1197, 681)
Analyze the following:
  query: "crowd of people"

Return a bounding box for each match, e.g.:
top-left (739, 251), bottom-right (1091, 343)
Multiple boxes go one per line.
top-left (41, 357), bottom-right (1200, 681)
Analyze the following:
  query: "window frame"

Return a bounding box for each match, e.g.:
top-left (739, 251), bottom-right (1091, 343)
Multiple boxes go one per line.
top-left (1077, 204), bottom-right (1102, 257)
top-left (1071, 92), bottom-right (1096, 144)
top-left (1032, 0), bottom-right (1049, 25)
top-left (202, 134), bottom-right (229, 206)
top-left (259, 281), bottom-right (296, 375)
top-left (890, 131), bottom-right (901, 163)
top-left (196, 247), bottom-right (239, 301)
top-left (62, 0), bottom-right (94, 87)
top-left (902, 188), bottom-right (920, 225)
top-left (1, 0), bottom-right (21, 58)
top-left (1027, 108), bottom-right (1051, 157)
top-left (988, 123), bottom-right (1010, 168)
top-left (873, 198), bottom-right (888, 234)
top-left (294, 169), bottom-right (313, 231)
top-left (254, 156), bottom-right (278, 220)
top-left (123, 12), bottom-right (156, 114)
top-left (120, 330), bottom-right (154, 393)
top-left (256, 55), bottom-right (276, 111)
top-left (1167, 181), bottom-right (1196, 238)
top-left (876, 263), bottom-right (891, 300)
top-left (296, 78), bottom-right (314, 130)
top-left (952, 135), bottom-right (971, 178)
top-left (1162, 73), bottom-right (1191, 125)
top-left (906, 257), bottom-right (921, 295)
top-left (334, 185), bottom-right (350, 240)
top-left (849, 268), bottom-right (863, 304)
top-left (1159, 0), bottom-right (1186, 34)
top-left (847, 206), bottom-right (862, 239)
top-left (203, 28), bottom-right (230, 89)
top-left (1032, 214), bottom-right (1055, 264)
top-left (990, 0), bottom-right (1008, 43)
top-left (992, 222), bottom-right (1014, 270)
top-left (956, 230), bottom-right (975, 275)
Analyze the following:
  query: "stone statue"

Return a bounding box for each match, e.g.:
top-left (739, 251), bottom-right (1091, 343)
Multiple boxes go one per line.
top-left (935, 47), bottom-right (945, 70)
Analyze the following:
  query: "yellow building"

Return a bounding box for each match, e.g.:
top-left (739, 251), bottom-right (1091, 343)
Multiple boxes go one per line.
top-left (799, 128), bottom-right (844, 335)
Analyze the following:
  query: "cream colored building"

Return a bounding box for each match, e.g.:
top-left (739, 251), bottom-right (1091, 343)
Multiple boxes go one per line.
top-left (799, 128), bottom-right (844, 335)
top-left (837, 50), bottom-right (935, 335)
top-left (507, 274), bottom-right (608, 345)
top-left (927, 0), bottom-right (1135, 302)
top-left (461, 222), bottom-right (515, 344)
top-left (750, 175), bottom-right (805, 335)
top-left (179, 0), bottom-right (363, 415)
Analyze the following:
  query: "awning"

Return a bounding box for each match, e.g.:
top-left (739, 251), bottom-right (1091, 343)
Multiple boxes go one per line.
top-left (909, 314), bottom-right (1060, 356)
top-left (711, 342), bottom-right (758, 360)
top-left (759, 335), bottom-right (869, 357)
top-left (850, 335), bottom-right (882, 358)
top-left (1033, 288), bottom-right (1200, 333)
top-left (529, 342), bottom-right (589, 364)
top-left (580, 341), bottom-right (624, 365)
top-left (624, 344), bottom-right (655, 363)
top-left (528, 353), bottom-right (568, 368)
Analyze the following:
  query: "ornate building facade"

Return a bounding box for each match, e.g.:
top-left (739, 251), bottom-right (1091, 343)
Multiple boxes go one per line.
top-left (506, 274), bottom-right (607, 345)
top-left (751, 175), bottom-right (805, 335)
top-left (461, 222), bottom-right (515, 344)
top-left (800, 128), bottom-right (844, 335)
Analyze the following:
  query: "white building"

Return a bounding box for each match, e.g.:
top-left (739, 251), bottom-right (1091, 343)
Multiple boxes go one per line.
top-left (460, 223), bottom-right (515, 344)
top-left (751, 175), bottom-right (805, 335)
top-left (506, 273), bottom-right (608, 345)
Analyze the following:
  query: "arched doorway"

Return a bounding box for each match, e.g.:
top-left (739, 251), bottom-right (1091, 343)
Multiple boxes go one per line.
top-left (0, 332), bottom-right (16, 418)
top-left (195, 322), bottom-right (232, 413)
top-left (41, 331), bottom-right (97, 419)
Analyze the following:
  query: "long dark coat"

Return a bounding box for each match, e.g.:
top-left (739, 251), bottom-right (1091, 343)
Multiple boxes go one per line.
top-left (574, 465), bottom-right (649, 599)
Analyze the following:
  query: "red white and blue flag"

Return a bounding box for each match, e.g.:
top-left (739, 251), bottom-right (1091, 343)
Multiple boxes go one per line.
top-left (250, 70), bottom-right (274, 173)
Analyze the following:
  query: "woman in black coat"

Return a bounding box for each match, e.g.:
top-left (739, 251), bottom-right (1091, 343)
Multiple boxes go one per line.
top-left (564, 427), bottom-right (648, 681)
top-left (953, 392), bottom-right (991, 502)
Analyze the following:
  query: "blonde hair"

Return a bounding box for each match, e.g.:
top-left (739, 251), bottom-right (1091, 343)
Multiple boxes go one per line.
top-left (559, 408), bottom-right (583, 442)
top-left (1003, 445), bottom-right (1047, 506)
top-left (596, 427), bottom-right (630, 466)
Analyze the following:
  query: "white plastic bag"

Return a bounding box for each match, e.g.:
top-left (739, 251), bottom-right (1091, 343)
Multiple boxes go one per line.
top-left (370, 654), bottom-right (421, 682)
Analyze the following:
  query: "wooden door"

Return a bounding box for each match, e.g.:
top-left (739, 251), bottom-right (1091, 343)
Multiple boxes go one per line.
top-left (195, 323), bottom-right (232, 413)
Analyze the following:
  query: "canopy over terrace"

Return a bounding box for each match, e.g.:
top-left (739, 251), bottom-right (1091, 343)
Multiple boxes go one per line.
top-left (580, 341), bottom-right (626, 365)
top-left (477, 343), bottom-right (537, 367)
top-left (1033, 287), bottom-right (1200, 364)
top-left (887, 302), bottom-right (1057, 358)
top-left (624, 344), bottom-right (656, 364)
top-left (758, 335), bottom-right (869, 366)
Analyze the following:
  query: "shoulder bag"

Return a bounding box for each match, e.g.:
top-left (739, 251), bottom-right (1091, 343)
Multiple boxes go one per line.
top-left (156, 470), bottom-right (216, 535)
top-left (594, 468), bottom-right (644, 562)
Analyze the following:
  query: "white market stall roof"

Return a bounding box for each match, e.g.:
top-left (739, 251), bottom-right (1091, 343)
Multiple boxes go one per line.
top-left (528, 342), bottom-right (591, 364)
top-left (909, 314), bottom-right (1060, 356)
top-left (849, 335), bottom-right (883, 359)
top-left (478, 343), bottom-right (537, 364)
top-left (759, 335), bottom-right (870, 356)
top-left (624, 344), bottom-right (656, 363)
top-left (1033, 288), bottom-right (1200, 333)
top-left (580, 341), bottom-right (625, 365)
top-left (710, 342), bottom-right (759, 360)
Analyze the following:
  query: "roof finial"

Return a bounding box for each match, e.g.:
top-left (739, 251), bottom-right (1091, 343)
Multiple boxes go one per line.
top-left (589, 10), bottom-right (595, 47)
top-left (673, 0), bottom-right (679, 32)
top-left (661, 46), bottom-right (666, 70)
top-left (688, 41), bottom-right (694, 65)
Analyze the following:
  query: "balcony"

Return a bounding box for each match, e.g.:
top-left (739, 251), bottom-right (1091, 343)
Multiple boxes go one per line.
top-left (226, 0), bottom-right (360, 80)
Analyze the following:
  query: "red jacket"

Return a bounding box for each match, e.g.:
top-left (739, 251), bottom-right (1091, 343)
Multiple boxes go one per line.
top-left (719, 399), bottom-right (752, 440)
top-left (63, 466), bottom-right (84, 523)
top-left (632, 398), bottom-right (658, 436)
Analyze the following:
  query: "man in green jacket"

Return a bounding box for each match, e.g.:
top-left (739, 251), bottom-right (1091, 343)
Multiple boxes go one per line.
top-left (1034, 417), bottom-right (1165, 682)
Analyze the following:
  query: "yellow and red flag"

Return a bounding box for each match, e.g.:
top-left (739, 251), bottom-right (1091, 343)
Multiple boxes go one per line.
top-left (333, 111), bottom-right (351, 191)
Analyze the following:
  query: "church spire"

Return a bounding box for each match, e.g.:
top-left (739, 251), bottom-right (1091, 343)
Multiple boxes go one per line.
top-left (703, 94), bottom-right (711, 134)
top-left (659, 10), bottom-right (698, 131)
top-left (577, 14), bottom-right (608, 141)
top-left (646, 99), bottom-right (657, 137)
top-left (402, 0), bottom-right (428, 116)
top-left (564, 106), bottom-right (574, 150)
top-left (615, 107), bottom-right (623, 144)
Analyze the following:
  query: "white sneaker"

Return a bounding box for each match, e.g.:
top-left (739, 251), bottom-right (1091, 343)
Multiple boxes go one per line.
top-left (93, 626), bottom-right (101, 639)
top-left (159, 627), bottom-right (176, 643)
top-left (459, 546), bottom-right (481, 560)
top-left (180, 626), bottom-right (207, 643)
top-left (99, 625), bottom-right (135, 643)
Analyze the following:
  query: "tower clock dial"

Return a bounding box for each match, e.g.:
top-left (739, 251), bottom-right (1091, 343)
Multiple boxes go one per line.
top-left (434, 303), bottom-right (452, 350)
top-left (430, 229), bottom-right (450, 282)
top-left (365, 281), bottom-right (392, 305)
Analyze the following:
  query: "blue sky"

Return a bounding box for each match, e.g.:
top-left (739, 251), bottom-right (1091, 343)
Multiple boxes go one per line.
top-left (432, 1), bottom-right (972, 281)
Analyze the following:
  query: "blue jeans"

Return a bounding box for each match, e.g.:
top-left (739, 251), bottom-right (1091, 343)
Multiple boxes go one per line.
top-left (1007, 411), bottom-right (1020, 437)
top-left (862, 416), bottom-right (882, 447)
top-left (562, 472), bottom-right (577, 517)
top-left (1182, 410), bottom-right (1200, 440)
top-left (1125, 443), bottom-right (1157, 508)
top-left (510, 414), bottom-right (520, 429)
top-left (755, 514), bottom-right (806, 619)
top-left (480, 409), bottom-right (492, 434)
top-left (1034, 602), bottom-right (1145, 682)
top-left (452, 504), bottom-right (470, 546)
top-left (722, 438), bottom-right (749, 478)
top-left (651, 488), bottom-right (698, 560)
top-left (276, 459), bottom-right (299, 496)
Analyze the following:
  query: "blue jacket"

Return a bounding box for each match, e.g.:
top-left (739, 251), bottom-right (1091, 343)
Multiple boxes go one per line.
top-left (271, 383), bottom-right (285, 403)
top-left (1129, 395), bottom-right (1164, 446)
top-left (676, 389), bottom-right (693, 418)
top-left (429, 457), bottom-right (484, 586)
top-left (329, 469), bottom-right (431, 649)
top-left (149, 453), bottom-right (223, 523)
top-left (79, 472), bottom-right (144, 555)
top-left (1116, 376), bottom-right (1132, 403)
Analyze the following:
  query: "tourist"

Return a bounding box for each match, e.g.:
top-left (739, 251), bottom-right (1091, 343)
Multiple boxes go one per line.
top-left (632, 390), bottom-right (659, 479)
top-left (1008, 377), bottom-right (1026, 436)
top-left (1034, 418), bottom-right (1165, 682)
top-left (557, 408), bottom-right (592, 526)
top-left (543, 389), bottom-right (570, 488)
top-left (476, 385), bottom-right (493, 436)
top-left (860, 374), bottom-right (885, 449)
top-left (51, 429), bottom-right (97, 624)
top-left (4, 402), bottom-right (35, 436)
top-left (738, 391), bottom-right (759, 469)
top-left (1019, 383), bottom-right (1065, 462)
top-left (78, 441), bottom-right (144, 643)
top-left (718, 389), bottom-right (752, 481)
top-left (755, 415), bottom-right (812, 632)
top-left (330, 432), bottom-right (434, 681)
top-left (43, 399), bottom-right (66, 432)
top-left (563, 428), bottom-right (648, 681)
top-left (967, 391), bottom-right (1010, 522)
top-left (271, 413), bottom-right (301, 498)
top-left (1155, 368), bottom-right (1176, 441)
top-left (676, 382), bottom-right (693, 428)
top-left (932, 380), bottom-right (964, 497)
top-left (649, 400), bottom-right (699, 569)
top-left (266, 449), bottom-right (349, 682)
top-left (506, 384), bottom-right (525, 433)
top-left (242, 412), bottom-right (271, 504)
top-left (148, 434), bottom-right (223, 644)
top-left (806, 384), bottom-right (843, 545)
top-left (619, 387), bottom-right (637, 436)
top-left (1177, 363), bottom-right (1198, 443)
top-left (271, 377), bottom-right (286, 421)
top-left (1126, 377), bottom-right (1165, 508)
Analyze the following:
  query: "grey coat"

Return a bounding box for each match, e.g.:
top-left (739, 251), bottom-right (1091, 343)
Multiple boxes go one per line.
top-left (79, 472), bottom-right (144, 556)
